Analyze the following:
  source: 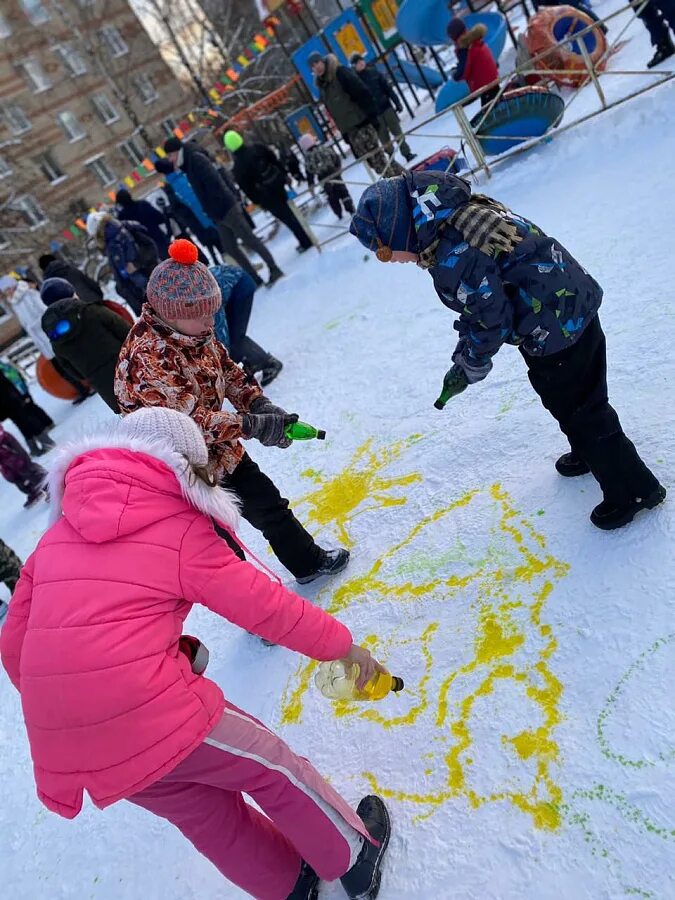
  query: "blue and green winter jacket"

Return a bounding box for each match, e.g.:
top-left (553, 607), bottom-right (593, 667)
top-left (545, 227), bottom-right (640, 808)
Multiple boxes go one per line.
top-left (408, 171), bottom-right (603, 382)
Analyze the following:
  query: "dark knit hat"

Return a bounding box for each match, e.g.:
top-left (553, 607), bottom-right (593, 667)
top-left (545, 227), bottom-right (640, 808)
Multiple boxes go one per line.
top-left (154, 157), bottom-right (175, 174)
top-left (447, 17), bottom-right (467, 41)
top-left (307, 51), bottom-right (324, 67)
top-left (116, 188), bottom-right (132, 206)
top-left (40, 277), bottom-right (76, 307)
top-left (163, 137), bottom-right (183, 154)
top-left (146, 239), bottom-right (221, 320)
top-left (350, 52), bottom-right (364, 65)
top-left (349, 176), bottom-right (418, 259)
top-left (38, 253), bottom-right (56, 271)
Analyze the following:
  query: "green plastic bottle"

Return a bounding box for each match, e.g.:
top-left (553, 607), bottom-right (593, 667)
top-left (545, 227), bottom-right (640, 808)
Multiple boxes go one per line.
top-left (284, 421), bottom-right (326, 441)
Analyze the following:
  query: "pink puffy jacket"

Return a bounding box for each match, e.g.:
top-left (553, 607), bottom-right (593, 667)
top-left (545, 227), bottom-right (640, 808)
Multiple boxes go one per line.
top-left (0, 437), bottom-right (352, 819)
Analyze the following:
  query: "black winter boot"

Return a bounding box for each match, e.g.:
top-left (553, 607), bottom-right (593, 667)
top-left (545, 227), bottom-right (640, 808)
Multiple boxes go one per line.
top-left (296, 548), bottom-right (350, 585)
top-left (555, 452), bottom-right (591, 477)
top-left (37, 429), bottom-right (56, 453)
top-left (266, 268), bottom-right (285, 288)
top-left (340, 796), bottom-right (391, 900)
top-left (287, 861), bottom-right (319, 900)
top-left (260, 357), bottom-right (283, 387)
top-left (26, 437), bottom-right (43, 457)
top-left (591, 484), bottom-right (666, 530)
top-left (647, 40), bottom-right (675, 68)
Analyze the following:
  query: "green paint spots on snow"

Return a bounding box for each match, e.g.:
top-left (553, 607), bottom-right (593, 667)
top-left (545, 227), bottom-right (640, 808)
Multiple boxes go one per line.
top-left (537, 510), bottom-right (545, 516)
top-left (597, 633), bottom-right (675, 769)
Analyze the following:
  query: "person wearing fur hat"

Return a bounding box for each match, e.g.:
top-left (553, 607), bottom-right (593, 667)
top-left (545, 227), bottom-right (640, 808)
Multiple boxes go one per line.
top-left (350, 173), bottom-right (666, 531)
top-left (40, 277), bottom-right (131, 412)
top-left (224, 130), bottom-right (314, 254)
top-left (298, 133), bottom-right (355, 220)
top-left (350, 54), bottom-right (415, 163)
top-left (447, 17), bottom-right (499, 105)
top-left (163, 136), bottom-right (285, 288)
top-left (115, 188), bottom-right (172, 259)
top-left (86, 211), bottom-right (159, 315)
top-left (308, 52), bottom-right (405, 178)
top-left (115, 239), bottom-right (350, 582)
top-left (0, 406), bottom-right (391, 900)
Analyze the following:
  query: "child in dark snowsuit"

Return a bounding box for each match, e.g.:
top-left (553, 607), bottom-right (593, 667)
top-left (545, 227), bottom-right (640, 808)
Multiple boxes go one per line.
top-left (0, 424), bottom-right (47, 507)
top-left (209, 265), bottom-right (283, 387)
top-left (350, 173), bottom-right (666, 530)
top-left (299, 134), bottom-right (355, 220)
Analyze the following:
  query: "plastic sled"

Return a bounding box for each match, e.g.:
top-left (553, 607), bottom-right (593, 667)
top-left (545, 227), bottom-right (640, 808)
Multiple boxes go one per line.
top-left (470, 86), bottom-right (565, 155)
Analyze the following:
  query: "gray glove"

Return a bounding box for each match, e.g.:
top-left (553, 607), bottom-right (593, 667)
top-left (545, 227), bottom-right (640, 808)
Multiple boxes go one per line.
top-left (241, 412), bottom-right (299, 448)
top-left (249, 396), bottom-right (296, 418)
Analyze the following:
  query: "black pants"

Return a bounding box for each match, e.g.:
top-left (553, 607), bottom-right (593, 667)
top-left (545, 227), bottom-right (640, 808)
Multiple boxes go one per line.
top-left (522, 316), bottom-right (659, 506)
top-left (632, 0), bottom-right (675, 46)
top-left (218, 453), bottom-right (322, 578)
top-left (52, 357), bottom-right (89, 398)
top-left (324, 179), bottom-right (355, 219)
top-left (217, 206), bottom-right (279, 282)
top-left (480, 86), bottom-right (500, 108)
top-left (264, 198), bottom-right (313, 249)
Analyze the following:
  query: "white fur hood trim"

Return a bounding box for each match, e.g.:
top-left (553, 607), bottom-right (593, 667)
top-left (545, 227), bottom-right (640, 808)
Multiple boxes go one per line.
top-left (46, 429), bottom-right (240, 531)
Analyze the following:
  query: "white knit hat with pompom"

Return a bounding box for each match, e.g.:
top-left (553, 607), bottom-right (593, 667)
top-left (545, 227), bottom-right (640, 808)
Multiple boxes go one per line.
top-left (118, 407), bottom-right (209, 469)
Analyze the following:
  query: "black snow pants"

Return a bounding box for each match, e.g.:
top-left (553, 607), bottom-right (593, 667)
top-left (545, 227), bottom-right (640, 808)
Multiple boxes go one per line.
top-left (521, 316), bottom-right (660, 506)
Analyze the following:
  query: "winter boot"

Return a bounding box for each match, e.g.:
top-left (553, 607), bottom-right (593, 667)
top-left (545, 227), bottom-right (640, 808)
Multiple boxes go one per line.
top-left (266, 268), bottom-right (286, 288)
top-left (296, 244), bottom-right (312, 254)
top-left (26, 436), bottom-right (44, 457)
top-left (345, 200), bottom-right (356, 216)
top-left (590, 484), bottom-right (666, 530)
top-left (37, 429), bottom-right (56, 453)
top-left (296, 548), bottom-right (350, 585)
top-left (287, 861), bottom-right (320, 900)
top-left (260, 357), bottom-right (283, 387)
top-left (555, 452), bottom-right (590, 477)
top-left (404, 152), bottom-right (417, 162)
top-left (647, 40), bottom-right (675, 68)
top-left (340, 796), bottom-right (391, 900)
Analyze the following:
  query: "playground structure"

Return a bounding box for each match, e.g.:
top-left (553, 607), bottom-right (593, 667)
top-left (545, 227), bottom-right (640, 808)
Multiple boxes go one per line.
top-left (470, 85), bottom-right (565, 154)
top-left (525, 5), bottom-right (609, 87)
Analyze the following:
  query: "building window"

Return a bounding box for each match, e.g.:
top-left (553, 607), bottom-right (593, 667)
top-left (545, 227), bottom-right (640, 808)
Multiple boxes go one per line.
top-left (54, 44), bottom-right (88, 77)
top-left (57, 110), bottom-right (87, 142)
top-left (100, 25), bottom-right (128, 57)
top-left (20, 58), bottom-right (52, 92)
top-left (0, 11), bottom-right (11, 38)
top-left (0, 155), bottom-right (11, 179)
top-left (91, 92), bottom-right (119, 125)
top-left (14, 195), bottom-right (48, 228)
top-left (20, 0), bottom-right (50, 26)
top-left (120, 136), bottom-right (146, 167)
top-left (161, 117), bottom-right (178, 137)
top-left (3, 103), bottom-right (31, 135)
top-left (134, 73), bottom-right (158, 105)
top-left (37, 151), bottom-right (65, 185)
top-left (87, 155), bottom-right (116, 187)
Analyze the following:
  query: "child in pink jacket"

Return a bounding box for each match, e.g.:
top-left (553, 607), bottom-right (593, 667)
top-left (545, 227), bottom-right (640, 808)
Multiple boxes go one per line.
top-left (0, 407), bottom-right (391, 900)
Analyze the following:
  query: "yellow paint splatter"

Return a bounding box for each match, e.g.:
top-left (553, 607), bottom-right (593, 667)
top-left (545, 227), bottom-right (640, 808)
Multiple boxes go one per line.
top-left (294, 437), bottom-right (424, 548)
top-left (282, 449), bottom-right (569, 832)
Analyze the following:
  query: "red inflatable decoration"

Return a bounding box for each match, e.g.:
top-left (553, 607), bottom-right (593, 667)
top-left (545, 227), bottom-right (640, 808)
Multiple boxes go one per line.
top-left (526, 5), bottom-right (608, 88)
top-left (37, 298), bottom-right (134, 399)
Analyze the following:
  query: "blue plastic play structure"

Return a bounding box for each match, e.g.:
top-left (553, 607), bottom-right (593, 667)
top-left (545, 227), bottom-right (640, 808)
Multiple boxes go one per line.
top-left (377, 55), bottom-right (444, 89)
top-left (470, 88), bottom-right (565, 155)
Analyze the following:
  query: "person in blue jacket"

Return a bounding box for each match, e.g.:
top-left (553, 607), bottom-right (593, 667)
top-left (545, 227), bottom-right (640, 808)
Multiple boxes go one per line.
top-left (209, 264), bottom-right (282, 387)
top-left (154, 157), bottom-right (223, 264)
top-left (350, 172), bottom-right (666, 531)
top-left (116, 189), bottom-right (171, 259)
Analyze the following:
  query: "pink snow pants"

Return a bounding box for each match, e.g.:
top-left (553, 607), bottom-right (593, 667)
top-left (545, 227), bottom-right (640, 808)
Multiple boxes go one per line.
top-left (128, 700), bottom-right (370, 899)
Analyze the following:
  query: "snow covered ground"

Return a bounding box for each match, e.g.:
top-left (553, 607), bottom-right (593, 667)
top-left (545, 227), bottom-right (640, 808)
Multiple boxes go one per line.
top-left (2, 26), bottom-right (675, 900)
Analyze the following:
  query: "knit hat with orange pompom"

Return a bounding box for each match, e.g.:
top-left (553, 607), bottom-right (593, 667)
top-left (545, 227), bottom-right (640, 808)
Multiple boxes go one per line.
top-left (146, 239), bottom-right (221, 320)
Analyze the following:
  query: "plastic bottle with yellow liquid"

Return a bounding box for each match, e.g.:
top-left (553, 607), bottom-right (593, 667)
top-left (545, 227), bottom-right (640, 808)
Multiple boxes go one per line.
top-left (315, 659), bottom-right (404, 701)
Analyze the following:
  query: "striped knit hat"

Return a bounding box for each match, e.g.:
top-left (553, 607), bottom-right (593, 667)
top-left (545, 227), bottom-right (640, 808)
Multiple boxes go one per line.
top-left (349, 176), bottom-right (418, 260)
top-left (146, 239), bottom-right (221, 320)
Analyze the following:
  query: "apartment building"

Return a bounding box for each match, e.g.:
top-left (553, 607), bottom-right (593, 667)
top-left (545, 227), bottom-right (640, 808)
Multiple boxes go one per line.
top-left (0, 0), bottom-right (187, 344)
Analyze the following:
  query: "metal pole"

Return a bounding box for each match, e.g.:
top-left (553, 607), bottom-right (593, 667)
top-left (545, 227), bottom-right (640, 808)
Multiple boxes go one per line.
top-left (453, 103), bottom-right (490, 177)
top-left (494, 0), bottom-right (520, 50)
top-left (578, 36), bottom-right (607, 107)
top-left (404, 41), bottom-right (437, 98)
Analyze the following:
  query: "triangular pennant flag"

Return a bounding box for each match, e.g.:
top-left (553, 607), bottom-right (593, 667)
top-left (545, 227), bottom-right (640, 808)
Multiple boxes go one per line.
top-left (69, 225), bottom-right (80, 237)
top-left (75, 218), bottom-right (87, 229)
top-left (107, 191), bottom-right (116, 202)
top-left (237, 55), bottom-right (248, 66)
top-left (62, 229), bottom-right (74, 241)
top-left (123, 176), bottom-right (135, 188)
top-left (131, 170), bottom-right (142, 183)
top-left (155, 146), bottom-right (167, 158)
top-left (141, 158), bottom-right (155, 171)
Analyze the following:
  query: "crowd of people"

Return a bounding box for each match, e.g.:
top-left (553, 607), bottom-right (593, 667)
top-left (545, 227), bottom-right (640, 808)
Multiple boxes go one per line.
top-left (0, 7), bottom-right (670, 898)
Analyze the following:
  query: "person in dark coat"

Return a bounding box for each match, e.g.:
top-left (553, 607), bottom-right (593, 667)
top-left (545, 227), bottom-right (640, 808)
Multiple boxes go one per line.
top-left (350, 173), bottom-right (666, 530)
top-left (163, 137), bottom-right (283, 287)
top-left (0, 364), bottom-right (54, 456)
top-left (309, 52), bottom-right (405, 177)
top-left (0, 424), bottom-right (47, 508)
top-left (448, 19), bottom-right (499, 106)
top-left (298, 133), bottom-right (355, 220)
top-left (277, 142), bottom-right (306, 184)
top-left (154, 158), bottom-right (222, 265)
top-left (87, 212), bottom-right (158, 316)
top-left (224, 131), bottom-right (313, 253)
top-left (39, 254), bottom-right (103, 304)
top-left (210, 264), bottom-right (283, 386)
top-left (350, 54), bottom-right (415, 163)
top-left (115, 189), bottom-right (171, 259)
top-left (40, 278), bottom-right (131, 412)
